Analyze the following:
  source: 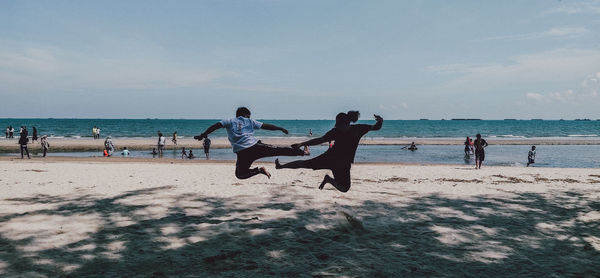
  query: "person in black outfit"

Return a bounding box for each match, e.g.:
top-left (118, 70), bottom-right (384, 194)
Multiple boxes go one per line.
top-left (474, 133), bottom-right (488, 169)
top-left (276, 111), bottom-right (383, 192)
top-left (19, 126), bottom-right (30, 159)
top-left (32, 126), bottom-right (38, 142)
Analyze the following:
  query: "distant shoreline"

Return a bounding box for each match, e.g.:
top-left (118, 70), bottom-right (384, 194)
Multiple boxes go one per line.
top-left (2, 137), bottom-right (600, 153)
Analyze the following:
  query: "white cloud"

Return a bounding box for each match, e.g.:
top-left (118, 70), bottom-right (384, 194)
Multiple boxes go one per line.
top-left (543, 0), bottom-right (600, 15)
top-left (523, 74), bottom-right (599, 104)
top-left (473, 27), bottom-right (588, 42)
top-left (426, 48), bottom-right (600, 91)
top-left (581, 72), bottom-right (600, 97)
top-left (526, 92), bottom-right (544, 100)
top-left (0, 44), bottom-right (227, 92)
top-left (548, 89), bottom-right (574, 102)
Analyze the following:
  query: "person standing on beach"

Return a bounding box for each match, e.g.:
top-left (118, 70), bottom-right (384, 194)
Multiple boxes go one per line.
top-left (97, 127), bottom-right (101, 139)
top-left (19, 127), bottom-right (30, 159)
top-left (203, 137), bottom-right (211, 159)
top-left (5, 126), bottom-right (8, 139)
top-left (104, 136), bottom-right (115, 156)
top-left (309, 129), bottom-right (313, 137)
top-left (276, 111), bottom-right (383, 192)
top-left (93, 126), bottom-right (97, 139)
top-left (32, 127), bottom-right (38, 142)
top-left (527, 146), bottom-right (536, 167)
top-left (9, 126), bottom-right (14, 138)
top-left (157, 132), bottom-right (166, 155)
top-left (474, 133), bottom-right (488, 169)
top-left (40, 135), bottom-right (50, 157)
top-left (194, 107), bottom-right (307, 179)
top-left (172, 132), bottom-right (178, 145)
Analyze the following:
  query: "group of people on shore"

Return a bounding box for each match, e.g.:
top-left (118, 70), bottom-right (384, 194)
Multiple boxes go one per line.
top-left (5, 125), bottom-right (50, 159)
top-left (99, 130), bottom-right (212, 159)
top-left (5, 126), bottom-right (15, 138)
top-left (92, 126), bottom-right (102, 139)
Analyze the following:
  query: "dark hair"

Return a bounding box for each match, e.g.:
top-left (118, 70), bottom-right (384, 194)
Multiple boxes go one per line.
top-left (335, 113), bottom-right (350, 128)
top-left (347, 110), bottom-right (360, 123)
top-left (236, 107), bottom-right (251, 117)
top-left (476, 133), bottom-right (481, 138)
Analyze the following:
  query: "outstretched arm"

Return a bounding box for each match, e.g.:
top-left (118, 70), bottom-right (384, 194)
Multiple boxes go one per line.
top-left (292, 131), bottom-right (335, 148)
top-left (194, 122), bottom-right (223, 140)
top-left (371, 114), bottom-right (383, 130)
top-left (261, 123), bottom-right (289, 134)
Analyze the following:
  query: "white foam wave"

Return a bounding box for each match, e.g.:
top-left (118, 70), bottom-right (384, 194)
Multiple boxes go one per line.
top-left (489, 135), bottom-right (526, 138)
top-left (567, 134), bottom-right (598, 137)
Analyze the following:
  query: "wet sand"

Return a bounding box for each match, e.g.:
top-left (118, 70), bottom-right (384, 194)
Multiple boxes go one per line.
top-left (2, 137), bottom-right (600, 153)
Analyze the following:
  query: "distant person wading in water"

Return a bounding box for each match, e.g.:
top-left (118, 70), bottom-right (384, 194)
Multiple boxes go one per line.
top-left (474, 133), bottom-right (488, 169)
top-left (276, 111), bottom-right (383, 192)
top-left (104, 136), bottom-right (115, 156)
top-left (194, 107), bottom-right (307, 179)
top-left (157, 132), bottom-right (166, 155)
top-left (527, 146), bottom-right (536, 167)
top-left (203, 137), bottom-right (211, 159)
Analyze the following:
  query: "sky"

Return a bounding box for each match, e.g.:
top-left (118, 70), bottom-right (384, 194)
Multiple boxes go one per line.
top-left (1, 0), bottom-right (599, 119)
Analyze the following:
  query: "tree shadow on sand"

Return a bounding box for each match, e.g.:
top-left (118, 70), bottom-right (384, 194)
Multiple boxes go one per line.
top-left (0, 185), bottom-right (599, 277)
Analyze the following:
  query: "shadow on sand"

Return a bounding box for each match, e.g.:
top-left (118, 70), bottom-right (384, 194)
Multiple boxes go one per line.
top-left (0, 185), bottom-right (599, 277)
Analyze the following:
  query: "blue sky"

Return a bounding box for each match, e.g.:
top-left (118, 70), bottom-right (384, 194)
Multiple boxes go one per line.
top-left (1, 0), bottom-right (599, 119)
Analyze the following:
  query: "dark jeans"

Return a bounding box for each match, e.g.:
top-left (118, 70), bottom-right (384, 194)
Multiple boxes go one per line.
top-left (43, 147), bottom-right (48, 157)
top-left (235, 142), bottom-right (304, 179)
top-left (20, 145), bottom-right (30, 158)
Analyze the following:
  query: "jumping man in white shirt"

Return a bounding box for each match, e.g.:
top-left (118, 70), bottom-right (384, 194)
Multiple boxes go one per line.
top-left (194, 107), bottom-right (307, 179)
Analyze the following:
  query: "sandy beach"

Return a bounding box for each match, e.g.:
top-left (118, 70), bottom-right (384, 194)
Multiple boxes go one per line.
top-left (0, 158), bottom-right (598, 277)
top-left (2, 137), bottom-right (600, 153)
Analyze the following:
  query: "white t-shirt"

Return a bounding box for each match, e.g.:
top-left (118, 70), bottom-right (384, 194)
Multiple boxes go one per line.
top-left (158, 136), bottom-right (166, 146)
top-left (220, 117), bottom-right (263, 153)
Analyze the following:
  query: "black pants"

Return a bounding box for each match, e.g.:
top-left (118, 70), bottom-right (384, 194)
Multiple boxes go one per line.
top-left (280, 153), bottom-right (352, 192)
top-left (20, 145), bottom-right (30, 158)
top-left (43, 147), bottom-right (48, 157)
top-left (235, 142), bottom-right (304, 179)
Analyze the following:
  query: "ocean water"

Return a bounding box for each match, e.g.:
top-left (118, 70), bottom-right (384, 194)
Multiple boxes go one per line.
top-left (7, 145), bottom-right (599, 168)
top-left (1, 118), bottom-right (599, 139)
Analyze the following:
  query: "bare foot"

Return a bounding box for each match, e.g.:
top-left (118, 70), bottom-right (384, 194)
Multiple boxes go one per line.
top-left (318, 174), bottom-right (331, 190)
top-left (259, 167), bottom-right (271, 179)
top-left (303, 146), bottom-right (310, 156)
top-left (275, 159), bottom-right (282, 169)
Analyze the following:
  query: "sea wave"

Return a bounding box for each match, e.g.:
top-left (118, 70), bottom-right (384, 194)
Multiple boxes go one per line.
top-left (567, 134), bottom-right (598, 137)
top-left (489, 135), bottom-right (527, 138)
